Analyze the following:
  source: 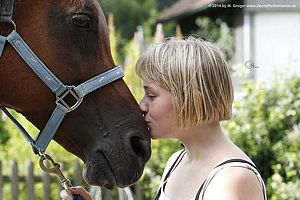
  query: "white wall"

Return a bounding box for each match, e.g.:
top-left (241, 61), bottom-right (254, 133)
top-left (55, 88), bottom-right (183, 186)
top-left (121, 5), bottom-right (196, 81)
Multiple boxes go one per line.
top-left (244, 12), bottom-right (300, 85)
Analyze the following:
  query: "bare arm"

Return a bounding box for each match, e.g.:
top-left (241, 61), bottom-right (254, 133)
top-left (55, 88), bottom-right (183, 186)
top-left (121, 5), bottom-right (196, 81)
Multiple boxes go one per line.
top-left (203, 167), bottom-right (265, 200)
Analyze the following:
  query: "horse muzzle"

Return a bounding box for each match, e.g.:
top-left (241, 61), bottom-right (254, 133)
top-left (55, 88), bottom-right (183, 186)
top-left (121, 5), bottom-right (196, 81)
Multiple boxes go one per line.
top-left (82, 133), bottom-right (151, 188)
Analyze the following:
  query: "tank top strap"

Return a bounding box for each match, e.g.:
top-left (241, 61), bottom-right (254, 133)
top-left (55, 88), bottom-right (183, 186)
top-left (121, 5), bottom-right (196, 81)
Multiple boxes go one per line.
top-left (155, 149), bottom-right (186, 200)
top-left (195, 159), bottom-right (267, 200)
top-left (163, 149), bottom-right (186, 182)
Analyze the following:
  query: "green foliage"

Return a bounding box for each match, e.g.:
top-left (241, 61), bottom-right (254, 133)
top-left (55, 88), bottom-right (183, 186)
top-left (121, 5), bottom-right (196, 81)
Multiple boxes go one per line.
top-left (0, 110), bottom-right (83, 199)
top-left (223, 75), bottom-right (300, 199)
top-left (0, 110), bottom-right (80, 170)
top-left (160, 21), bottom-right (177, 38)
top-left (0, 114), bottom-right (9, 145)
top-left (0, 110), bottom-right (39, 171)
top-left (99, 0), bottom-right (180, 64)
top-left (269, 124), bottom-right (300, 200)
top-left (156, 0), bottom-right (178, 11)
top-left (123, 38), bottom-right (143, 101)
top-left (193, 17), bottom-right (234, 60)
top-left (100, 0), bottom-right (157, 40)
top-left (109, 19), bottom-right (120, 65)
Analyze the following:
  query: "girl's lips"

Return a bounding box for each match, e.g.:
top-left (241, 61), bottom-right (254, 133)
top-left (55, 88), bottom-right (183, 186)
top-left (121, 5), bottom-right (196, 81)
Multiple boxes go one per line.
top-left (145, 122), bottom-right (151, 132)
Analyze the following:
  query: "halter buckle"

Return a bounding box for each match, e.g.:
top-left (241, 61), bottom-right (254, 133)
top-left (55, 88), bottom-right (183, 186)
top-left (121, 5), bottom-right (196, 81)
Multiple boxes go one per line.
top-left (56, 86), bottom-right (83, 113)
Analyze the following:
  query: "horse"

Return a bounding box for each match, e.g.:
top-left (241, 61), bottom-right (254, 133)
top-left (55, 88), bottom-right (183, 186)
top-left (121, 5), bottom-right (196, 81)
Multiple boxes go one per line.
top-left (0, 0), bottom-right (151, 189)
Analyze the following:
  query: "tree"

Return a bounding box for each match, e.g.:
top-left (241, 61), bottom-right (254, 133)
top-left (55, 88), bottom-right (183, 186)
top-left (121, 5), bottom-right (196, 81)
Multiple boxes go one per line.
top-left (193, 16), bottom-right (234, 61)
top-left (99, 0), bottom-right (157, 41)
top-left (156, 0), bottom-right (179, 10)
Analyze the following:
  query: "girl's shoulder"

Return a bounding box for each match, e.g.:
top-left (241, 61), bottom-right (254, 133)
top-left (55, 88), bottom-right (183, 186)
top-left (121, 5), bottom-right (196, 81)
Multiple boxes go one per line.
top-left (201, 160), bottom-right (266, 200)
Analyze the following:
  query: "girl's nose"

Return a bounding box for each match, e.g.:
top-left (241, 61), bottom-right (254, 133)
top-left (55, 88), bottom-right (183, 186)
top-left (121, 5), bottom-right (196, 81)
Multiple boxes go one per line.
top-left (139, 98), bottom-right (148, 115)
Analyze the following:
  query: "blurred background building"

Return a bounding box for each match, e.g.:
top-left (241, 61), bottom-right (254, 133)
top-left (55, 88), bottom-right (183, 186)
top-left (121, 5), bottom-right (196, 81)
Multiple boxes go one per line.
top-left (158, 0), bottom-right (300, 85)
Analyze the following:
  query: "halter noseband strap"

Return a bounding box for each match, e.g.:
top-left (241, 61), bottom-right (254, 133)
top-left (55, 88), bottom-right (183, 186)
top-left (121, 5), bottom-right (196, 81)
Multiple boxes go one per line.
top-left (0, 2), bottom-right (125, 154)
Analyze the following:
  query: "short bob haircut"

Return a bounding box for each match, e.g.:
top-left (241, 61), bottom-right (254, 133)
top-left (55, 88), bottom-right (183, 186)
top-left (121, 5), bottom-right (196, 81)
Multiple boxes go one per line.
top-left (136, 37), bottom-right (234, 128)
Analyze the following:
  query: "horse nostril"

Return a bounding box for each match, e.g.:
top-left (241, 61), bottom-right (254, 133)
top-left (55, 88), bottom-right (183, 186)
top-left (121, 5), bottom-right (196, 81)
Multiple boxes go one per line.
top-left (130, 136), bottom-right (151, 163)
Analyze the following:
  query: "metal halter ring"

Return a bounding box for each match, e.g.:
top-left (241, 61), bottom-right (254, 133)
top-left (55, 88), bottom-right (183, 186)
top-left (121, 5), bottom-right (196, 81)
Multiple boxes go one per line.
top-left (9, 20), bottom-right (16, 31)
top-left (56, 86), bottom-right (83, 113)
top-left (0, 20), bottom-right (16, 37)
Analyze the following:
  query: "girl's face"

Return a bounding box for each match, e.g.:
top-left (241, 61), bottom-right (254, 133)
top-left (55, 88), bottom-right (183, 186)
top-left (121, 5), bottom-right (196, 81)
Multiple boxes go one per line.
top-left (139, 79), bottom-right (175, 139)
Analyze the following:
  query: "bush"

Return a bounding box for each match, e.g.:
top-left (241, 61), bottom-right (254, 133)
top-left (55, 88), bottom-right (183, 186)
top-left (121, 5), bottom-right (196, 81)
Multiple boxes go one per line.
top-left (223, 75), bottom-right (300, 199)
top-left (0, 113), bottom-right (9, 145)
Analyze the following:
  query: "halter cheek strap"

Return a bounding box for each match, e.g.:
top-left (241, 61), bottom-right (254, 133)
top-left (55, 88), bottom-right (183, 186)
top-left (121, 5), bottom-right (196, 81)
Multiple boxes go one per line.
top-left (0, 0), bottom-right (14, 57)
top-left (0, 35), bottom-right (5, 57)
top-left (0, 0), bottom-right (14, 23)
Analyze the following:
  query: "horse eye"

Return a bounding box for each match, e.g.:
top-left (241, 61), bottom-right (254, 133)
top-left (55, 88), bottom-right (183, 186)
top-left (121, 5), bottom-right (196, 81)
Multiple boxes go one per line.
top-left (72, 14), bottom-right (90, 29)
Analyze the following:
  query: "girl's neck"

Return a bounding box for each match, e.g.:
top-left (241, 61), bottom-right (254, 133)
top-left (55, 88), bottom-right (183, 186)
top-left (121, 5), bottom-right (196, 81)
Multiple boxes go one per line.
top-left (177, 122), bottom-right (228, 162)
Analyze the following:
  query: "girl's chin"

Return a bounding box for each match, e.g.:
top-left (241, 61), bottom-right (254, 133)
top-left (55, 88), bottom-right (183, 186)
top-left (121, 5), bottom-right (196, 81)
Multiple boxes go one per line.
top-left (150, 134), bottom-right (157, 139)
top-left (149, 127), bottom-right (168, 139)
top-left (147, 127), bottom-right (156, 139)
top-left (149, 131), bottom-right (157, 139)
top-left (150, 131), bottom-right (161, 140)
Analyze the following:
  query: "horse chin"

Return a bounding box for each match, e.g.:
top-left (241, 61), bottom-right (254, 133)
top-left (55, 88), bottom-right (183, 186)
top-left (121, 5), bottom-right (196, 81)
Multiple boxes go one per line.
top-left (82, 160), bottom-right (117, 189)
top-left (82, 153), bottom-right (142, 189)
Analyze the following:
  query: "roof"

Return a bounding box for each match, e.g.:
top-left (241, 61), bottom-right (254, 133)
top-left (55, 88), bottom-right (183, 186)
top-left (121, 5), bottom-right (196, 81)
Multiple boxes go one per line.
top-left (158, 0), bottom-right (216, 22)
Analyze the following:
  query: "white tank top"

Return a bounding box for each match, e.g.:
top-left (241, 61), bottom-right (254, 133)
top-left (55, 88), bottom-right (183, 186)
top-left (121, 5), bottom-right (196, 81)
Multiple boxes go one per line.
top-left (156, 150), bottom-right (267, 200)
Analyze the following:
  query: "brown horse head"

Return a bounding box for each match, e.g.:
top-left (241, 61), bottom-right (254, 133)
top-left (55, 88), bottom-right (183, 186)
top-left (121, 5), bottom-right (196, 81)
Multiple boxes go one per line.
top-left (0, 0), bottom-right (151, 188)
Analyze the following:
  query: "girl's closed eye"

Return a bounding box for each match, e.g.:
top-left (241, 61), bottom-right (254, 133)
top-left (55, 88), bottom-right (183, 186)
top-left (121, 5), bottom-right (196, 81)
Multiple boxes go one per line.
top-left (146, 92), bottom-right (156, 99)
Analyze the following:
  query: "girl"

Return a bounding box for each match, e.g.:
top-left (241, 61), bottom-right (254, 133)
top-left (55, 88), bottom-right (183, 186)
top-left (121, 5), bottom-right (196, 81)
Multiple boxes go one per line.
top-left (61, 37), bottom-right (267, 200)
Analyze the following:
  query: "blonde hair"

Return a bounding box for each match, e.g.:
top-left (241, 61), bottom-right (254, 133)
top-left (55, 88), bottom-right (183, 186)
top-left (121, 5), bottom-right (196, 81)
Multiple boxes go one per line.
top-left (136, 37), bottom-right (233, 128)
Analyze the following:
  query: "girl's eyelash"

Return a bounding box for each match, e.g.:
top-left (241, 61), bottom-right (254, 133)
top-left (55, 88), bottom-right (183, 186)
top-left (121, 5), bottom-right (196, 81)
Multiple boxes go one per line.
top-left (146, 93), bottom-right (155, 98)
